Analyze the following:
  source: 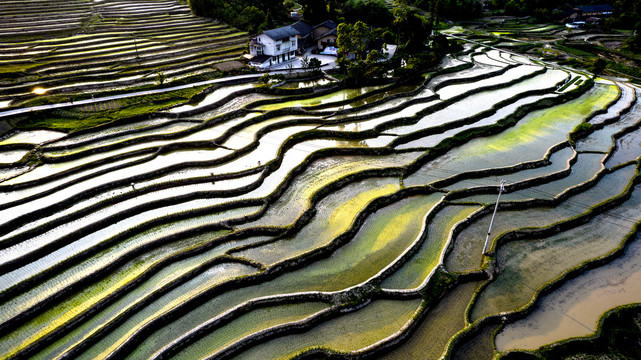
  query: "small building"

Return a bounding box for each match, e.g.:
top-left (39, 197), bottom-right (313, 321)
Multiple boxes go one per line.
top-left (576, 4), bottom-right (614, 17)
top-left (247, 20), bottom-right (338, 68)
top-left (558, 4), bottom-right (614, 23)
top-left (248, 25), bottom-right (298, 69)
top-left (312, 20), bottom-right (338, 50)
top-left (290, 20), bottom-right (313, 53)
top-left (315, 28), bottom-right (337, 50)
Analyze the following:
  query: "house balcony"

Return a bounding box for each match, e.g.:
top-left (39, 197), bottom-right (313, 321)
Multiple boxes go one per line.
top-left (274, 45), bottom-right (291, 55)
top-left (249, 38), bottom-right (265, 56)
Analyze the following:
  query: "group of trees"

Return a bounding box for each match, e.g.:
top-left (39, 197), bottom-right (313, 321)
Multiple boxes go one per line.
top-left (414, 0), bottom-right (483, 21)
top-left (485, 0), bottom-right (557, 17)
top-left (336, 3), bottom-right (459, 85)
top-left (187, 0), bottom-right (460, 84)
top-left (298, 0), bottom-right (393, 28)
top-left (187, 0), bottom-right (290, 33)
top-left (335, 21), bottom-right (387, 85)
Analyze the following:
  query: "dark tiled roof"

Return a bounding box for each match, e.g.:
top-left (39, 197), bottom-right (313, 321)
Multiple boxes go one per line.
top-left (263, 26), bottom-right (299, 41)
top-left (316, 28), bottom-right (337, 40)
top-left (313, 20), bottom-right (338, 30)
top-left (291, 20), bottom-right (313, 37)
top-left (249, 54), bottom-right (271, 64)
top-left (577, 4), bottom-right (614, 13)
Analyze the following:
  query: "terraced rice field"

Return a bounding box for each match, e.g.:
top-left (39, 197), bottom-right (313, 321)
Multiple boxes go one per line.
top-left (0, 0), bottom-right (249, 104)
top-left (1, 20), bottom-right (641, 360)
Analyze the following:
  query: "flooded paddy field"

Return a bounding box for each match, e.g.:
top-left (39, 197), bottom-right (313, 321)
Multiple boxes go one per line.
top-left (1, 12), bottom-right (640, 360)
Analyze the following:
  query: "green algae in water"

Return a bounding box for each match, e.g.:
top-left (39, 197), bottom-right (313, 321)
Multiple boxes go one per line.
top-left (334, 84), bottom-right (419, 110)
top-left (405, 84), bottom-right (619, 188)
top-left (381, 204), bottom-right (480, 290)
top-left (123, 185), bottom-right (427, 359)
top-left (76, 262), bottom-right (259, 360)
top-left (256, 194), bottom-right (443, 291)
top-left (239, 152), bottom-right (423, 229)
top-left (472, 84), bottom-right (618, 155)
top-left (142, 302), bottom-right (330, 360)
top-left (232, 299), bottom-right (422, 359)
top-left (236, 194), bottom-right (441, 293)
top-left (135, 196), bottom-right (436, 357)
top-left (29, 236), bottom-right (270, 360)
top-left (255, 86), bottom-right (385, 111)
top-left (470, 184), bottom-right (641, 322)
top-left (233, 177), bottom-right (401, 266)
top-left (380, 281), bottom-right (483, 360)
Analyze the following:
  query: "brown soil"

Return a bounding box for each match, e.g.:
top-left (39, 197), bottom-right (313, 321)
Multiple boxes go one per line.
top-left (213, 60), bottom-right (244, 72)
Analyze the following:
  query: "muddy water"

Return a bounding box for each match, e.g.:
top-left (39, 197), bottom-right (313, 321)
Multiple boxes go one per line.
top-left (496, 232), bottom-right (641, 351)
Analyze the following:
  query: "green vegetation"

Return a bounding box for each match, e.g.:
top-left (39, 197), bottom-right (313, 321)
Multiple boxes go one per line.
top-left (187, 0), bottom-right (289, 33)
top-left (416, 0), bottom-right (482, 20)
top-left (298, 0), bottom-right (392, 27)
top-left (10, 87), bottom-right (205, 131)
top-left (2, 4), bottom-right (641, 360)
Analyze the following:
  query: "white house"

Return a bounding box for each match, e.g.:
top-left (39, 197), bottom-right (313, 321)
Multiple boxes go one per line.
top-left (249, 25), bottom-right (299, 69)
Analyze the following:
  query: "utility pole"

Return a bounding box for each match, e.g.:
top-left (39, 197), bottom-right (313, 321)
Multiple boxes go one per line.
top-left (132, 33), bottom-right (139, 59)
top-left (483, 179), bottom-right (506, 256)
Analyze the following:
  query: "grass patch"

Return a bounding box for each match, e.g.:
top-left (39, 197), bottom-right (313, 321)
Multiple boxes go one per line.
top-left (568, 121), bottom-right (593, 144)
top-left (557, 76), bottom-right (579, 92)
top-left (10, 87), bottom-right (205, 132)
top-left (607, 62), bottom-right (641, 79)
top-left (0, 62), bottom-right (43, 75)
top-left (554, 44), bottom-right (594, 58)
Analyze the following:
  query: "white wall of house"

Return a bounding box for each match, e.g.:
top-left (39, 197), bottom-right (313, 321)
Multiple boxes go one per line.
top-left (250, 33), bottom-right (297, 67)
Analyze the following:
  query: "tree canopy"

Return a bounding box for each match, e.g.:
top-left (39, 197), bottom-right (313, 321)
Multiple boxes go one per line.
top-left (187, 0), bottom-right (289, 33)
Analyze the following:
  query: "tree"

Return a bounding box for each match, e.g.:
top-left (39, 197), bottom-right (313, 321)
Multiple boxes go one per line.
top-left (236, 6), bottom-right (266, 34)
top-left (301, 55), bottom-right (310, 70)
top-left (624, 22), bottom-right (641, 52)
top-left (436, 0), bottom-right (482, 20)
top-left (337, 21), bottom-right (371, 61)
top-left (308, 57), bottom-right (322, 73)
top-left (341, 0), bottom-right (393, 28)
top-left (156, 71), bottom-right (166, 86)
top-left (590, 58), bottom-right (607, 77)
top-left (393, 5), bottom-right (430, 54)
top-left (336, 21), bottom-right (379, 84)
top-left (299, 0), bottom-right (330, 24)
top-left (187, 0), bottom-right (288, 33)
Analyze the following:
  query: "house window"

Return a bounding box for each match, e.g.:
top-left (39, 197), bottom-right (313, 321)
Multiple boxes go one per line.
top-left (276, 44), bottom-right (280, 52)
top-left (291, 39), bottom-right (295, 47)
top-left (257, 46), bottom-right (263, 55)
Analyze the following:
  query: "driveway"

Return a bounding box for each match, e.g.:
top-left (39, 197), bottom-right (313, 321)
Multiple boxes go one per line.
top-left (268, 48), bottom-right (337, 72)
